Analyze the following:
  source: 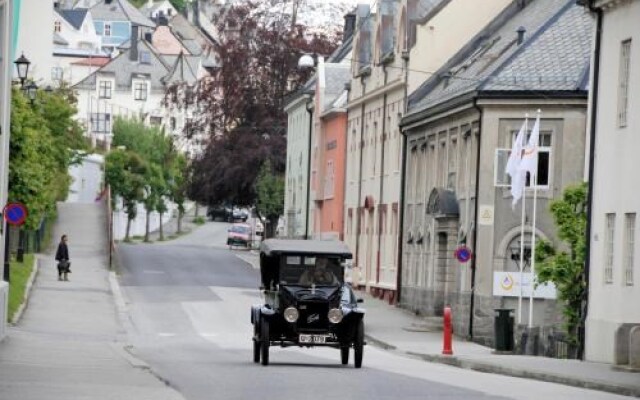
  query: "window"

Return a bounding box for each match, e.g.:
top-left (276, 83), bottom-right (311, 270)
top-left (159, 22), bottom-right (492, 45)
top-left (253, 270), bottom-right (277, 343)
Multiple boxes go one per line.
top-left (624, 213), bottom-right (636, 285)
top-left (604, 213), bottom-right (616, 284)
top-left (325, 159), bottom-right (335, 199)
top-left (134, 82), bottom-right (148, 100)
top-left (54, 20), bottom-right (61, 33)
top-left (51, 67), bottom-right (63, 81)
top-left (140, 51), bottom-right (152, 64)
top-left (149, 116), bottom-right (162, 125)
top-left (104, 23), bottom-right (111, 36)
top-left (98, 81), bottom-right (112, 99)
top-left (494, 130), bottom-right (552, 188)
top-left (90, 113), bottom-right (111, 133)
top-left (618, 39), bottom-right (631, 127)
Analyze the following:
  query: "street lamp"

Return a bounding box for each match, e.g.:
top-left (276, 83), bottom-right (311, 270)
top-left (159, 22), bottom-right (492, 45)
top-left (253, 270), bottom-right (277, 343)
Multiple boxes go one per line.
top-left (14, 53), bottom-right (30, 88)
top-left (25, 82), bottom-right (38, 105)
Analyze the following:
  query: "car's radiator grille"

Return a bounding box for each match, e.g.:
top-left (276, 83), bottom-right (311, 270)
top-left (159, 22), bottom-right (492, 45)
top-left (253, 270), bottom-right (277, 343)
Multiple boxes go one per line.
top-left (297, 302), bottom-right (329, 332)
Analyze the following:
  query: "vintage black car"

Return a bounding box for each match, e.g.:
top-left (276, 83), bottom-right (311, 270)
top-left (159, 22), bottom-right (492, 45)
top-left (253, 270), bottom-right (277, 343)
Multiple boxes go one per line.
top-left (251, 239), bottom-right (365, 367)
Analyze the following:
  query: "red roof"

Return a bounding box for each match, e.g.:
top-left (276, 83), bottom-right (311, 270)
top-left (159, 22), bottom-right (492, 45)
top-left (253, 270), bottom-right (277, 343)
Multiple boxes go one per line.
top-left (71, 58), bottom-right (111, 67)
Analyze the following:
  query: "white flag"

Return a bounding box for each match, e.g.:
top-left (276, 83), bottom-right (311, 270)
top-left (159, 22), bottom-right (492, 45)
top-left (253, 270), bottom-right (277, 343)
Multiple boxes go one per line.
top-left (518, 114), bottom-right (540, 177)
top-left (506, 119), bottom-right (527, 206)
top-left (505, 120), bottom-right (526, 177)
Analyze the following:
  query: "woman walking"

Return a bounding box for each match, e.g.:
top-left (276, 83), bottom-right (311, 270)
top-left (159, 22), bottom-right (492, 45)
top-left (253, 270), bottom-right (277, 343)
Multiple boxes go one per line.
top-left (55, 234), bottom-right (70, 281)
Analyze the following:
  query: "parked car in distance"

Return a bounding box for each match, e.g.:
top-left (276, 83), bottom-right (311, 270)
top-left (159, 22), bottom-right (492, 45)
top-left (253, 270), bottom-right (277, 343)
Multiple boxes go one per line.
top-left (232, 208), bottom-right (249, 222)
top-left (227, 223), bottom-right (252, 248)
top-left (208, 205), bottom-right (232, 222)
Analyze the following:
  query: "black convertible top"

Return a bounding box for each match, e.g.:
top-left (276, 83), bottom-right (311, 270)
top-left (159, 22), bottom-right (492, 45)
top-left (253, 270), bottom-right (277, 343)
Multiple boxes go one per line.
top-left (260, 239), bottom-right (352, 259)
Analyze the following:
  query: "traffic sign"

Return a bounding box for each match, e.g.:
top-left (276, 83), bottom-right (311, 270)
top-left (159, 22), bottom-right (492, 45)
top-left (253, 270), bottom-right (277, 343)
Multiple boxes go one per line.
top-left (454, 246), bottom-right (472, 263)
top-left (3, 203), bottom-right (28, 226)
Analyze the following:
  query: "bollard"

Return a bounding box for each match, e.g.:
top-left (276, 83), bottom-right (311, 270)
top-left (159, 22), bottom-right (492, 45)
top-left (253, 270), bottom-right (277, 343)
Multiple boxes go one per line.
top-left (442, 305), bottom-right (453, 355)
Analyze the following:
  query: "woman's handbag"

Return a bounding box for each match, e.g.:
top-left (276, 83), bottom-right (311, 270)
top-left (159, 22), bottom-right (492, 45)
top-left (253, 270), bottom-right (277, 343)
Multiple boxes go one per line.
top-left (58, 260), bottom-right (71, 273)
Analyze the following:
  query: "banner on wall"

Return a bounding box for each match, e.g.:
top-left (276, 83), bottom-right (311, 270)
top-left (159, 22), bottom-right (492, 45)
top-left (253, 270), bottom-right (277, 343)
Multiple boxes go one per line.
top-left (493, 271), bottom-right (557, 300)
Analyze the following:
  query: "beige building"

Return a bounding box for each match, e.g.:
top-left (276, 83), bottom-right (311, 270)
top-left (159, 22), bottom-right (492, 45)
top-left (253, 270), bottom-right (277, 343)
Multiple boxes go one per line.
top-left (583, 0), bottom-right (640, 366)
top-left (400, 0), bottom-right (593, 347)
top-left (344, 0), bottom-right (510, 303)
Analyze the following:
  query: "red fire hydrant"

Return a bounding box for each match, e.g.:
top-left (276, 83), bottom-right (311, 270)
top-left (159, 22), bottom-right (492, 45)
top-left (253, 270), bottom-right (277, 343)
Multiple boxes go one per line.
top-left (442, 305), bottom-right (453, 355)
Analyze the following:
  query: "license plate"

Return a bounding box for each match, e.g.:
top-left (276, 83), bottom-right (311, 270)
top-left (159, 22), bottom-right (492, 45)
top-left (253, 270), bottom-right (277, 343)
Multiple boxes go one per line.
top-left (299, 334), bottom-right (327, 344)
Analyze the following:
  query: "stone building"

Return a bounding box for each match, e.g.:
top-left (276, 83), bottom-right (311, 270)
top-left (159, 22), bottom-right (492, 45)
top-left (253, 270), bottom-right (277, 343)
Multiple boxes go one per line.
top-left (400, 0), bottom-right (593, 346)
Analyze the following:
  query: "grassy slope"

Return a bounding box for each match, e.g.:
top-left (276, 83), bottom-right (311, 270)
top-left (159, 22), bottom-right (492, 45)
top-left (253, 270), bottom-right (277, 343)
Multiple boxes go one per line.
top-left (8, 254), bottom-right (35, 322)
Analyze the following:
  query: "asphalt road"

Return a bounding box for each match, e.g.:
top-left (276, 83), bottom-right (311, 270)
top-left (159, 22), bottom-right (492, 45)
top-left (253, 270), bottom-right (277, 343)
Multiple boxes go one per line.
top-left (116, 221), bottom-right (624, 400)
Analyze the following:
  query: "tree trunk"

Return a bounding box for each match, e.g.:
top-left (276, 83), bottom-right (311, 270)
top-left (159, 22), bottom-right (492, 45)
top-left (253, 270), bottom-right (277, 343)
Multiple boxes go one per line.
top-left (125, 216), bottom-right (133, 241)
top-left (177, 209), bottom-right (184, 233)
top-left (266, 216), bottom-right (278, 239)
top-left (195, 203), bottom-right (200, 217)
top-left (144, 210), bottom-right (151, 242)
top-left (159, 212), bottom-right (164, 241)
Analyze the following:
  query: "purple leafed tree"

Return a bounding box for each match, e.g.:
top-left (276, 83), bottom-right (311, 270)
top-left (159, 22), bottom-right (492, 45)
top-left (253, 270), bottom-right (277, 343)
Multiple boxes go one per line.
top-left (165, 3), bottom-right (339, 207)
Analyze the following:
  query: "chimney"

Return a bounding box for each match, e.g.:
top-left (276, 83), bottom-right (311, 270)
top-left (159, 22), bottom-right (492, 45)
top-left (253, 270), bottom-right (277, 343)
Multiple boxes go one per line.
top-left (144, 32), bottom-right (153, 44)
top-left (130, 25), bottom-right (139, 62)
top-left (343, 12), bottom-right (356, 41)
top-left (517, 26), bottom-right (526, 45)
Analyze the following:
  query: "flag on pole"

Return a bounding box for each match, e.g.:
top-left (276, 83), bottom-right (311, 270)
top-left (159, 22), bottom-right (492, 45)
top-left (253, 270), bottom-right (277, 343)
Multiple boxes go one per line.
top-left (505, 119), bottom-right (527, 207)
top-left (519, 114), bottom-right (540, 177)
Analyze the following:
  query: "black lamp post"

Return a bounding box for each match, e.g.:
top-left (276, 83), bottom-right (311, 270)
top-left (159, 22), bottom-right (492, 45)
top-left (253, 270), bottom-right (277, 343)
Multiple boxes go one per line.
top-left (14, 53), bottom-right (30, 88)
top-left (25, 82), bottom-right (38, 106)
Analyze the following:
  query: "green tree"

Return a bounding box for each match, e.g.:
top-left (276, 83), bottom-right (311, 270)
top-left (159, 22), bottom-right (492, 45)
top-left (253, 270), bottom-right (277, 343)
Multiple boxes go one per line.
top-left (255, 160), bottom-right (284, 239)
top-left (535, 182), bottom-right (588, 350)
top-left (105, 149), bottom-right (148, 241)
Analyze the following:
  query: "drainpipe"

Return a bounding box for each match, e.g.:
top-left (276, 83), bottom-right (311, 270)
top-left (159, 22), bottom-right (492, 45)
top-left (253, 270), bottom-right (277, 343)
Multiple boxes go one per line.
top-left (396, 50), bottom-right (410, 303)
top-left (468, 98), bottom-right (483, 340)
top-left (354, 78), bottom-right (366, 283)
top-left (581, 1), bottom-right (603, 361)
top-left (304, 97), bottom-right (313, 240)
top-left (377, 67), bottom-right (389, 284)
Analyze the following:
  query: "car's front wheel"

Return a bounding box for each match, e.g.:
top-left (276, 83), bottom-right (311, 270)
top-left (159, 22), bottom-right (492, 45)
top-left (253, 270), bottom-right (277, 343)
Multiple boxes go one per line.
top-left (260, 319), bottom-right (270, 366)
top-left (354, 320), bottom-right (364, 368)
top-left (340, 346), bottom-right (349, 365)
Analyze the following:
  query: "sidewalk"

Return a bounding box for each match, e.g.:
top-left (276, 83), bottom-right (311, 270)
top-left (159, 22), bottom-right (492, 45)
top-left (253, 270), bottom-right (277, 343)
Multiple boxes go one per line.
top-left (361, 292), bottom-right (640, 398)
top-left (0, 202), bottom-right (184, 400)
top-left (234, 250), bottom-right (640, 397)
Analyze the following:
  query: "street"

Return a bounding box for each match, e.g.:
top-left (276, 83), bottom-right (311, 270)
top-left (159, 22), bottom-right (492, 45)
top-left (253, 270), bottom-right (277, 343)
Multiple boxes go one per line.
top-left (115, 221), bottom-right (627, 400)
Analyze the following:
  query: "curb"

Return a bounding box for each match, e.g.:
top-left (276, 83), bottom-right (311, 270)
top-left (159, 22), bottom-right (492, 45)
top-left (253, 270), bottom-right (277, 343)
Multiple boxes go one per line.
top-left (364, 333), bottom-right (640, 398)
top-left (10, 256), bottom-right (40, 326)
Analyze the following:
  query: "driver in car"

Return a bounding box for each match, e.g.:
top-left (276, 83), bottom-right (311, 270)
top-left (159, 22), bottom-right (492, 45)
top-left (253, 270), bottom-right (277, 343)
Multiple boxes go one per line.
top-left (299, 257), bottom-right (339, 285)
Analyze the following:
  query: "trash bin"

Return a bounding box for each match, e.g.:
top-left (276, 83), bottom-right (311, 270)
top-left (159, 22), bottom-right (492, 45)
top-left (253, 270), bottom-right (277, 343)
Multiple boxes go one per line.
top-left (494, 308), bottom-right (514, 351)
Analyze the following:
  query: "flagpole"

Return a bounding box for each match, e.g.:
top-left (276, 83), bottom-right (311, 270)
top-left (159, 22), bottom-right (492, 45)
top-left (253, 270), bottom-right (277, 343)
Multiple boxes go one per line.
top-left (517, 116), bottom-right (528, 325)
top-left (528, 110), bottom-right (541, 328)
top-left (518, 187), bottom-right (526, 324)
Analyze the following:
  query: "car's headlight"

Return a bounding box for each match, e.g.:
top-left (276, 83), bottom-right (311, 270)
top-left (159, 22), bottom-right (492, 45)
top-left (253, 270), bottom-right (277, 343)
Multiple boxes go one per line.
top-left (328, 308), bottom-right (343, 324)
top-left (284, 306), bottom-right (299, 323)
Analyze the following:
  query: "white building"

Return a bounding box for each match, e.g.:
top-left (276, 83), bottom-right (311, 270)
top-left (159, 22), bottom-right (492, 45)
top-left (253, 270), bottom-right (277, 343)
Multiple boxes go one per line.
top-left (15, 0), bottom-right (55, 85)
top-left (584, 0), bottom-right (640, 367)
top-left (140, 0), bottom-right (177, 20)
top-left (0, 0), bottom-right (15, 341)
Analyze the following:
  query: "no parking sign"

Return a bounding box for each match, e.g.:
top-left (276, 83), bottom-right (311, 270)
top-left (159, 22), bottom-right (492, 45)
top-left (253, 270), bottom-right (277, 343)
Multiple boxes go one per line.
top-left (3, 203), bottom-right (28, 226)
top-left (454, 246), bottom-right (472, 263)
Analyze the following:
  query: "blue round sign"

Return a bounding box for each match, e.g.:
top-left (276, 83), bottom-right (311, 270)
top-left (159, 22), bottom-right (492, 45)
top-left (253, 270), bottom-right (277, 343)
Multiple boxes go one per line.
top-left (454, 246), bottom-right (472, 263)
top-left (4, 203), bottom-right (28, 226)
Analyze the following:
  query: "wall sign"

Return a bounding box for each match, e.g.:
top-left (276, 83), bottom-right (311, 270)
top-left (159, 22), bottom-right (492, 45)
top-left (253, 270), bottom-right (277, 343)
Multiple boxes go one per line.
top-left (492, 271), bottom-right (557, 299)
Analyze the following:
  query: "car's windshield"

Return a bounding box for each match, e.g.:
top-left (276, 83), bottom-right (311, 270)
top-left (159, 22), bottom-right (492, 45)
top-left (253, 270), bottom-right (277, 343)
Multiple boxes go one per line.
top-left (230, 225), bottom-right (249, 234)
top-left (279, 256), bottom-right (343, 286)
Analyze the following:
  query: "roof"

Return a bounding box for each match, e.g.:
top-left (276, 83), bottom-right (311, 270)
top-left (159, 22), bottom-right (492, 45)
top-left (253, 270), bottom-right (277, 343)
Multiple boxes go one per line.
top-left (74, 39), bottom-right (171, 91)
top-left (58, 8), bottom-right (89, 30)
top-left (406, 0), bottom-right (593, 116)
top-left (161, 52), bottom-right (199, 85)
top-left (71, 57), bottom-right (111, 66)
top-left (90, 0), bottom-right (155, 27)
top-left (260, 239), bottom-right (353, 258)
top-left (322, 64), bottom-right (351, 111)
top-left (54, 32), bottom-right (69, 46)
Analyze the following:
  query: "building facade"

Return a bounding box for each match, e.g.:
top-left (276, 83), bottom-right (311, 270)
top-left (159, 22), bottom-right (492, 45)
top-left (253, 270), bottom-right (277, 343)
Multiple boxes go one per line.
top-left (344, 0), bottom-right (510, 303)
top-left (584, 0), bottom-right (640, 366)
top-left (401, 0), bottom-right (592, 346)
top-left (311, 61), bottom-right (350, 240)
